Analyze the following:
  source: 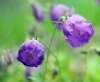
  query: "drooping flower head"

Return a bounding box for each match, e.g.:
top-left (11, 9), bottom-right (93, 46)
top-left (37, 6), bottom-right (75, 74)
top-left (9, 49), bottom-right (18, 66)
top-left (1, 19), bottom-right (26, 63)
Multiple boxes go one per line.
top-left (63, 15), bottom-right (94, 48)
top-left (50, 4), bottom-right (71, 30)
top-left (17, 39), bottom-right (45, 67)
top-left (32, 4), bottom-right (44, 22)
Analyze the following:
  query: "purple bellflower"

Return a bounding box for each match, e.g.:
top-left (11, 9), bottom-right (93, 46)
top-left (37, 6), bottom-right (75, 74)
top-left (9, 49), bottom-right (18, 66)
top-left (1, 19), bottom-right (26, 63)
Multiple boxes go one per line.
top-left (50, 4), bottom-right (71, 30)
top-left (17, 39), bottom-right (45, 67)
top-left (32, 4), bottom-right (44, 22)
top-left (63, 15), bottom-right (94, 48)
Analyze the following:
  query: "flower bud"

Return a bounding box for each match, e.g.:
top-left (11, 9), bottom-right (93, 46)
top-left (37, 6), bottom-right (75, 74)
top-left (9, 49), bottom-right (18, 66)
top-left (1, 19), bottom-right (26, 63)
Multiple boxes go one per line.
top-left (5, 51), bottom-right (12, 65)
top-left (50, 4), bottom-right (71, 30)
top-left (32, 4), bottom-right (44, 22)
top-left (24, 67), bottom-right (33, 81)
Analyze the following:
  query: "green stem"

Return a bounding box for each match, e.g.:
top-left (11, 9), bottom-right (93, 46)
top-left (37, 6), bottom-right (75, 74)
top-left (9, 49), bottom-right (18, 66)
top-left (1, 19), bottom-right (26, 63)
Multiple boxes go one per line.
top-left (83, 54), bottom-right (88, 82)
top-left (42, 27), bottom-right (56, 82)
top-left (53, 54), bottom-right (63, 81)
top-left (77, 54), bottom-right (88, 82)
top-left (43, 43), bottom-right (63, 81)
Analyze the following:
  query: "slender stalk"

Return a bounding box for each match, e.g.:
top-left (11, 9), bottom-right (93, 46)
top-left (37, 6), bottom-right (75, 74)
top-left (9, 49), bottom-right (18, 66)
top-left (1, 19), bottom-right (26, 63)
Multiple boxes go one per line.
top-left (43, 43), bottom-right (63, 81)
top-left (53, 54), bottom-right (63, 81)
top-left (42, 27), bottom-right (56, 82)
top-left (79, 54), bottom-right (88, 82)
top-left (83, 54), bottom-right (88, 82)
top-left (77, 53), bottom-right (88, 82)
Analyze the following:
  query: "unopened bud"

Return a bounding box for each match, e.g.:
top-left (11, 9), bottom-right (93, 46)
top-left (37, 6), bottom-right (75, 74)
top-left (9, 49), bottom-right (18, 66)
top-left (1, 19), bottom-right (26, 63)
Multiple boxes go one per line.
top-left (5, 51), bottom-right (12, 65)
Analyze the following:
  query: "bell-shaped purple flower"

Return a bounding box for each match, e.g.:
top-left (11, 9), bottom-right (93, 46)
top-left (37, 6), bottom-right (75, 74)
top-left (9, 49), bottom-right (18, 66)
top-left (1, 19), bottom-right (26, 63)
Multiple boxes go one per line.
top-left (32, 4), bottom-right (44, 22)
top-left (17, 39), bottom-right (45, 67)
top-left (50, 4), bottom-right (71, 30)
top-left (63, 15), bottom-right (94, 48)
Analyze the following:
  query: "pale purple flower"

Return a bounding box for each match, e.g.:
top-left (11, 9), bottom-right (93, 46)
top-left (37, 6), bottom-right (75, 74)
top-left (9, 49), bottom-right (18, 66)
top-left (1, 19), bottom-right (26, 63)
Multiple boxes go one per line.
top-left (63, 15), bottom-right (94, 47)
top-left (32, 4), bottom-right (44, 22)
top-left (50, 4), bottom-right (71, 30)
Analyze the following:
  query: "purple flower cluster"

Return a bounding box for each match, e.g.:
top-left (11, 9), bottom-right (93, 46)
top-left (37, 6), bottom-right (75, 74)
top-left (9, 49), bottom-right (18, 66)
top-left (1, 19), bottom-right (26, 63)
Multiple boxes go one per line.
top-left (17, 4), bottom-right (94, 67)
top-left (17, 40), bottom-right (45, 67)
top-left (50, 4), bottom-right (94, 47)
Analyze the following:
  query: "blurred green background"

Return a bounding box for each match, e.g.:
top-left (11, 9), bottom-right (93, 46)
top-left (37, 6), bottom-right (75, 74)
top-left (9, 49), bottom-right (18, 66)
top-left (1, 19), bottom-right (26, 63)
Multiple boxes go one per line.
top-left (0, 0), bottom-right (100, 82)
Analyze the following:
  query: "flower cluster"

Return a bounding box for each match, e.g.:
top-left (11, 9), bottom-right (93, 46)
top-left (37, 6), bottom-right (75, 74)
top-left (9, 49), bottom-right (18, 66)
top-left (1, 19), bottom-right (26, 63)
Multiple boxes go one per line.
top-left (17, 4), bottom-right (94, 67)
top-left (50, 4), bottom-right (94, 47)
